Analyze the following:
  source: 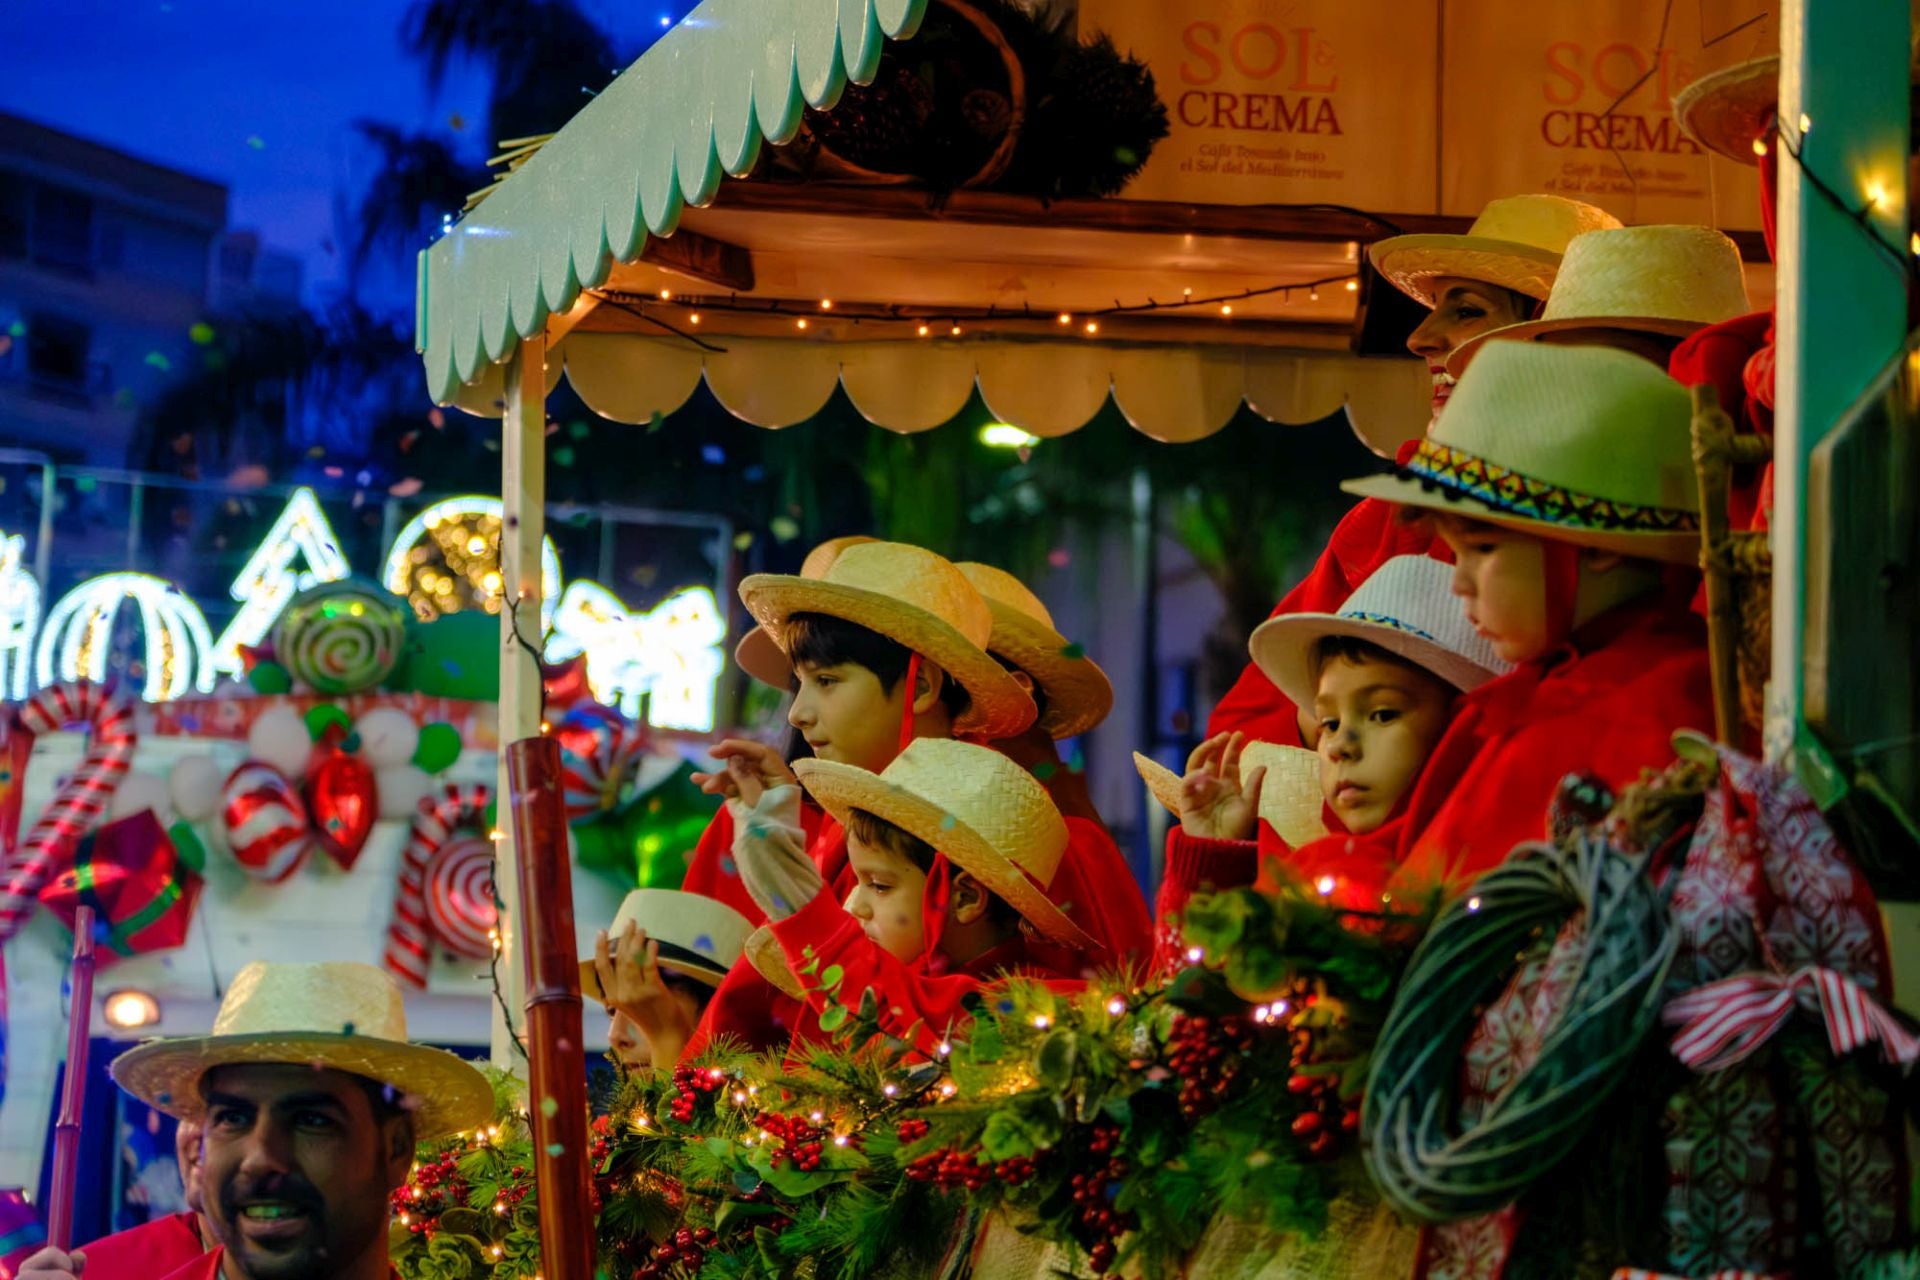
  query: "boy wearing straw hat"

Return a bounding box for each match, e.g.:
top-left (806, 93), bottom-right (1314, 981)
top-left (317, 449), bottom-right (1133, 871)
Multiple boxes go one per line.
top-left (56, 962), bottom-right (493, 1280)
top-left (1209, 193), bottom-right (1619, 748)
top-left (1344, 342), bottom-right (1714, 878)
top-left (587, 889), bottom-right (751, 1071)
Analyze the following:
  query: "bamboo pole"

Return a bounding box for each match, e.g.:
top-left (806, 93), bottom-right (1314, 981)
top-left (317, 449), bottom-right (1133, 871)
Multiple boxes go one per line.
top-left (47, 904), bottom-right (96, 1252)
top-left (505, 737), bottom-right (593, 1280)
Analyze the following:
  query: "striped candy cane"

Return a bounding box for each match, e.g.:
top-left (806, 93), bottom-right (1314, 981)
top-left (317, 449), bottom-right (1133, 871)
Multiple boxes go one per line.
top-left (0, 682), bottom-right (137, 941)
top-left (383, 782), bottom-right (490, 988)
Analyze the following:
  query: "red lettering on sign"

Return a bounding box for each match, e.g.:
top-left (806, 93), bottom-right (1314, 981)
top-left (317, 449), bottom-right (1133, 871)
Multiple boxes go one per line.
top-left (1180, 22), bottom-right (1223, 85)
top-left (1543, 41), bottom-right (1583, 104)
top-left (1230, 22), bottom-right (1287, 80)
top-left (1292, 28), bottom-right (1339, 92)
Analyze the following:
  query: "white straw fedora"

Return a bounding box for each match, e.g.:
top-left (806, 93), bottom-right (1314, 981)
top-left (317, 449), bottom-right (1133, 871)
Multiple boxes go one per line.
top-left (1369, 195), bottom-right (1622, 308)
top-left (1445, 225), bottom-right (1751, 375)
top-left (1673, 56), bottom-right (1780, 165)
top-left (743, 924), bottom-right (811, 1000)
top-left (1247, 556), bottom-right (1510, 712)
top-left (1133, 743), bottom-right (1329, 850)
top-left (581, 889), bottom-right (752, 1001)
top-left (955, 562), bottom-right (1113, 740)
top-left (739, 542), bottom-right (1037, 740)
top-left (1343, 342), bottom-right (1701, 564)
top-left (794, 738), bottom-right (1096, 951)
top-left (735, 536), bottom-right (879, 688)
top-left (111, 962), bottom-right (493, 1140)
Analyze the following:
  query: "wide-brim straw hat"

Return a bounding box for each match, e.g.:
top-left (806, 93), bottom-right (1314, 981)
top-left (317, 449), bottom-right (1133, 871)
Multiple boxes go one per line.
top-left (955, 562), bottom-right (1113, 739)
top-left (1343, 343), bottom-right (1700, 563)
top-left (739, 542), bottom-right (1036, 741)
top-left (581, 889), bottom-right (752, 1001)
top-left (795, 738), bottom-right (1096, 951)
top-left (1133, 744), bottom-right (1329, 850)
top-left (744, 924), bottom-right (811, 1001)
top-left (735, 535), bottom-right (879, 688)
top-left (1673, 56), bottom-right (1779, 165)
top-left (1369, 194), bottom-right (1623, 307)
top-left (1445, 225), bottom-right (1752, 376)
top-left (1248, 555), bottom-right (1509, 711)
top-left (111, 962), bottom-right (493, 1140)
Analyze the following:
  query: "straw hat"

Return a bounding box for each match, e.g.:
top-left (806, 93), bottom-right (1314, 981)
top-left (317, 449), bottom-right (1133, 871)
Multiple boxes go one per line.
top-left (955, 562), bottom-right (1113, 739)
top-left (1673, 56), bottom-right (1779, 165)
top-left (1133, 744), bottom-right (1329, 849)
top-left (581, 889), bottom-right (752, 1001)
top-left (739, 542), bottom-right (1037, 740)
top-left (735, 536), bottom-right (879, 688)
top-left (794, 738), bottom-right (1096, 951)
top-left (1247, 556), bottom-right (1509, 711)
top-left (1342, 343), bottom-right (1701, 564)
top-left (111, 962), bottom-right (493, 1140)
top-left (743, 924), bottom-right (811, 1000)
top-left (1445, 225), bottom-right (1751, 375)
top-left (1369, 195), bottom-right (1622, 307)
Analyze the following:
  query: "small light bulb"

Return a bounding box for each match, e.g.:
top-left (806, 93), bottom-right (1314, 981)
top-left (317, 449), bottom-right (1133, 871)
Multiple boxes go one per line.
top-left (1057, 311), bottom-right (1072, 325)
top-left (1466, 896), bottom-right (1482, 912)
top-left (1344, 279), bottom-right (1358, 292)
top-left (1106, 997), bottom-right (1126, 1016)
top-left (1752, 137), bottom-right (1768, 157)
top-left (819, 298), bottom-right (833, 310)
top-left (833, 1133), bottom-right (850, 1146)
top-left (1186, 946), bottom-right (1204, 963)
top-left (1799, 112), bottom-right (1812, 134)
top-left (796, 317), bottom-right (808, 330)
top-left (936, 1040), bottom-right (952, 1057)
top-left (949, 324), bottom-right (962, 336)
top-left (1315, 875), bottom-right (1336, 896)
top-left (657, 288), bottom-right (672, 300)
top-left (689, 312), bottom-right (700, 324)
top-left (882, 1083), bottom-right (899, 1098)
top-left (1084, 320), bottom-right (1099, 335)
top-left (1033, 1014), bottom-right (1052, 1029)
top-left (102, 989), bottom-right (161, 1030)
top-left (917, 323), bottom-right (930, 336)
top-left (1182, 286), bottom-right (1193, 297)
top-left (1309, 287), bottom-right (1320, 301)
top-left (1220, 303), bottom-right (1233, 316)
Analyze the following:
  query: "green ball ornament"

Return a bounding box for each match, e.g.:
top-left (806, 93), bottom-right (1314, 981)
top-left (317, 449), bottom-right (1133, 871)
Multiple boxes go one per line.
top-left (273, 578), bottom-right (409, 695)
top-left (303, 704), bottom-right (352, 741)
top-left (389, 612), bottom-right (500, 701)
top-left (247, 661), bottom-right (292, 695)
top-left (413, 722), bottom-right (463, 774)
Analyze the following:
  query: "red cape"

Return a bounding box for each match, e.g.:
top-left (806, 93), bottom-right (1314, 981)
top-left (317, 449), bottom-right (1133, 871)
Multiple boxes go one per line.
top-left (78, 1213), bottom-right (205, 1280)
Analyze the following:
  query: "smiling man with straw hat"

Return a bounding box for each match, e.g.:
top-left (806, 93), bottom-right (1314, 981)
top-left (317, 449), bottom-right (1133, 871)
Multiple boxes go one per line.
top-left (100, 962), bottom-right (491, 1280)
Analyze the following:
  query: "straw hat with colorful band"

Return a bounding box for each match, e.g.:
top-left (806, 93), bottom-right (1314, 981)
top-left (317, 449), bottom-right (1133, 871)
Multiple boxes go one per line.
top-left (739, 542), bottom-right (1037, 741)
top-left (1342, 342), bottom-right (1701, 564)
top-left (1444, 225), bottom-right (1752, 376)
top-left (1673, 56), bottom-right (1779, 165)
top-left (744, 924), bottom-right (810, 1001)
top-left (735, 535), bottom-right (880, 688)
top-left (1368, 195), bottom-right (1623, 308)
top-left (580, 889), bottom-right (752, 1002)
top-left (111, 961), bottom-right (493, 1140)
top-left (1133, 745), bottom-right (1329, 850)
top-left (794, 737), bottom-right (1096, 951)
top-left (1248, 556), bottom-right (1510, 713)
top-left (954, 562), bottom-right (1113, 739)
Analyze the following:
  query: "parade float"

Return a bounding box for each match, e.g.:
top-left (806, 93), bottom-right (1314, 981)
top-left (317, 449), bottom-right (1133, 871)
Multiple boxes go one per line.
top-left (6, 0), bottom-right (1920, 1275)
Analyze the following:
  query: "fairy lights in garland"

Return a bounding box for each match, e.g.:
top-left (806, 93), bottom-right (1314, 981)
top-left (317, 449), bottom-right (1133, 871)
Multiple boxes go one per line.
top-left (1763, 114), bottom-right (1917, 279)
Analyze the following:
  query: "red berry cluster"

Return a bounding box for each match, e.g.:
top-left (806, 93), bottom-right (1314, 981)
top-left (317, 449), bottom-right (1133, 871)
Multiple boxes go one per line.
top-left (895, 1117), bottom-right (932, 1145)
top-left (1165, 1013), bottom-right (1258, 1119)
top-left (902, 1146), bottom-right (1036, 1190)
top-left (632, 1226), bottom-right (717, 1280)
top-left (1283, 986), bottom-right (1360, 1159)
top-left (389, 1151), bottom-right (471, 1235)
top-left (668, 1065), bottom-right (726, 1124)
top-left (752, 1110), bottom-right (828, 1171)
top-left (1067, 1123), bottom-right (1137, 1275)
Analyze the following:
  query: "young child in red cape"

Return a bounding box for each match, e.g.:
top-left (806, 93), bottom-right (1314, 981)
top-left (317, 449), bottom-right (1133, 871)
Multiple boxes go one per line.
top-left (20, 1122), bottom-right (212, 1280)
top-left (1340, 341), bottom-right (1715, 883)
top-left (1145, 556), bottom-right (1507, 969)
top-left (1208, 194), bottom-right (1621, 744)
top-left (739, 737), bottom-right (1093, 1055)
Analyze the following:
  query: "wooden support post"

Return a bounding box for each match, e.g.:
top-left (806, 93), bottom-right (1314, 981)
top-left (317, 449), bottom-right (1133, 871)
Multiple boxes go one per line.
top-left (1770, 0), bottom-right (1911, 762)
top-left (47, 905), bottom-right (95, 1252)
top-left (494, 333), bottom-right (547, 1068)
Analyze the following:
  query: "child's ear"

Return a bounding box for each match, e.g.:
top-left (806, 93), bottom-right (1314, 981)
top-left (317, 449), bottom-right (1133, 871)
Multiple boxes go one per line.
top-left (1581, 548), bottom-right (1626, 574)
top-left (949, 872), bottom-right (989, 926)
top-left (1007, 669), bottom-right (1035, 697)
top-left (912, 661), bottom-right (949, 714)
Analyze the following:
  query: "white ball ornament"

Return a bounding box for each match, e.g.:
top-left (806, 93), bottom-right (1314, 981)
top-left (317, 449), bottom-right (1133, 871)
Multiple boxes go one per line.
top-left (354, 707), bottom-right (421, 770)
top-left (376, 764), bottom-right (435, 821)
top-left (247, 705), bottom-right (313, 779)
top-left (109, 771), bottom-right (171, 822)
top-left (168, 754), bottom-right (224, 822)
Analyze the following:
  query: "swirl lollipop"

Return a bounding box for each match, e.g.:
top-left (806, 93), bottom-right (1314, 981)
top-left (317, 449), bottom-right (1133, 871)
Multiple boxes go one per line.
top-left (272, 578), bottom-right (409, 695)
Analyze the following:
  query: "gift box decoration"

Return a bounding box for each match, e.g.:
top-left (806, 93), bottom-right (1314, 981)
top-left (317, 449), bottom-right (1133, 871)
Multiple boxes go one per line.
top-left (38, 810), bottom-right (202, 959)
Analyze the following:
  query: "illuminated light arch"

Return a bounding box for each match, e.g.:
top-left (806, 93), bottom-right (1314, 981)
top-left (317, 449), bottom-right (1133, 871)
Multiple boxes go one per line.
top-left (208, 487), bottom-right (352, 679)
top-left (0, 531), bottom-right (41, 700)
top-left (380, 496), bottom-right (562, 631)
top-left (35, 573), bottom-right (218, 701)
top-left (546, 582), bottom-right (724, 731)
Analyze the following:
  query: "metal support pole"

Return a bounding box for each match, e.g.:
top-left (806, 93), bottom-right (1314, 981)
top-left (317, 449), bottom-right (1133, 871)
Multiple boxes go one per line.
top-left (493, 334), bottom-right (548, 1068)
top-left (1770, 0), bottom-right (1911, 762)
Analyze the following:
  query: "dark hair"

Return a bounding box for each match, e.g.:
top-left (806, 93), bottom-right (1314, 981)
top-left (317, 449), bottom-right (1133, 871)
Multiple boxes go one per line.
top-left (1309, 634), bottom-right (1440, 688)
top-left (845, 808), bottom-right (1021, 931)
top-left (785, 612), bottom-right (971, 720)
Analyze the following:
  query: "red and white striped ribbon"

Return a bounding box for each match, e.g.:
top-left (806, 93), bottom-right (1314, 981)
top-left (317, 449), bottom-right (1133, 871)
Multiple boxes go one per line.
top-left (383, 781), bottom-right (490, 988)
top-left (1664, 966), bottom-right (1920, 1073)
top-left (0, 682), bottom-right (137, 941)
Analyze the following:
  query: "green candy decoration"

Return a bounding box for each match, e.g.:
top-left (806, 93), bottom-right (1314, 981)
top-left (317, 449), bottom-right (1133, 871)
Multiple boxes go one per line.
top-left (273, 578), bottom-right (410, 695)
top-left (389, 612), bottom-right (500, 701)
top-left (167, 820), bottom-right (208, 876)
top-left (304, 704), bottom-right (352, 741)
top-left (247, 662), bottom-right (292, 695)
top-left (413, 722), bottom-right (463, 774)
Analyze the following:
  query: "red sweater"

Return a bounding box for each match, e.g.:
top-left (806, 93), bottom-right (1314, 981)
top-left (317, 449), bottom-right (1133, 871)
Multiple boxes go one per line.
top-left (678, 800), bottom-right (833, 926)
top-left (78, 1213), bottom-right (205, 1280)
top-left (1208, 498), bottom-right (1446, 743)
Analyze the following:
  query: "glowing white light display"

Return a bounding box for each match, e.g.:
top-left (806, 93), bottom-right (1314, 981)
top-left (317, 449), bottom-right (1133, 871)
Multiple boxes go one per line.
top-left (546, 581), bottom-right (724, 731)
top-left (35, 572), bottom-right (218, 702)
top-left (0, 532), bottom-right (41, 700)
top-left (379, 496), bottom-right (563, 631)
top-left (208, 487), bottom-right (351, 678)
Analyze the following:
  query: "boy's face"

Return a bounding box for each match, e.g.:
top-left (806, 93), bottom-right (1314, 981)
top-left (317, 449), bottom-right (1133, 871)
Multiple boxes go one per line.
top-left (605, 985), bottom-right (703, 1072)
top-left (1435, 520), bottom-right (1550, 664)
top-left (843, 831), bottom-right (929, 962)
top-left (789, 660), bottom-right (908, 774)
top-left (1313, 654), bottom-right (1455, 834)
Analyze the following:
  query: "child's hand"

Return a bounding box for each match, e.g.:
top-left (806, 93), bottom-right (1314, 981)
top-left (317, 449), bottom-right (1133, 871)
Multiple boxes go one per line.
top-left (593, 921), bottom-right (695, 1066)
top-left (692, 738), bottom-right (797, 806)
top-left (1178, 732), bottom-right (1266, 841)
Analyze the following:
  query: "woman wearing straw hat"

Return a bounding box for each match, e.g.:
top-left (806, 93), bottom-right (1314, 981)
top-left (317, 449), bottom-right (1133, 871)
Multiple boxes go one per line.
top-left (586, 889), bottom-right (752, 1071)
top-left (1207, 194), bottom-right (1620, 749)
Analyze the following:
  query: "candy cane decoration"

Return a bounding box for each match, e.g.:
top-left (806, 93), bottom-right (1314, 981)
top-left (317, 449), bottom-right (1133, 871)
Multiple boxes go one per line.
top-left (425, 834), bottom-right (496, 959)
top-left (384, 782), bottom-right (490, 988)
top-left (0, 682), bottom-right (136, 941)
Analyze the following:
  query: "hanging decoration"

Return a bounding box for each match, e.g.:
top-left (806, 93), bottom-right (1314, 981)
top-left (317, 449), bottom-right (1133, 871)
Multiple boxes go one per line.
top-left (33, 573), bottom-right (217, 702)
top-left (425, 834), bottom-right (497, 960)
top-left (0, 681), bottom-right (137, 942)
top-left (271, 578), bottom-right (409, 695)
top-left (38, 810), bottom-right (202, 959)
top-left (554, 704), bottom-right (646, 824)
top-left (0, 531), bottom-right (41, 701)
top-left (306, 747), bottom-right (380, 871)
top-left (378, 496), bottom-right (562, 630)
top-left (220, 762), bottom-right (313, 884)
top-left (207, 486), bottom-right (352, 681)
top-left (385, 782), bottom-right (492, 989)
